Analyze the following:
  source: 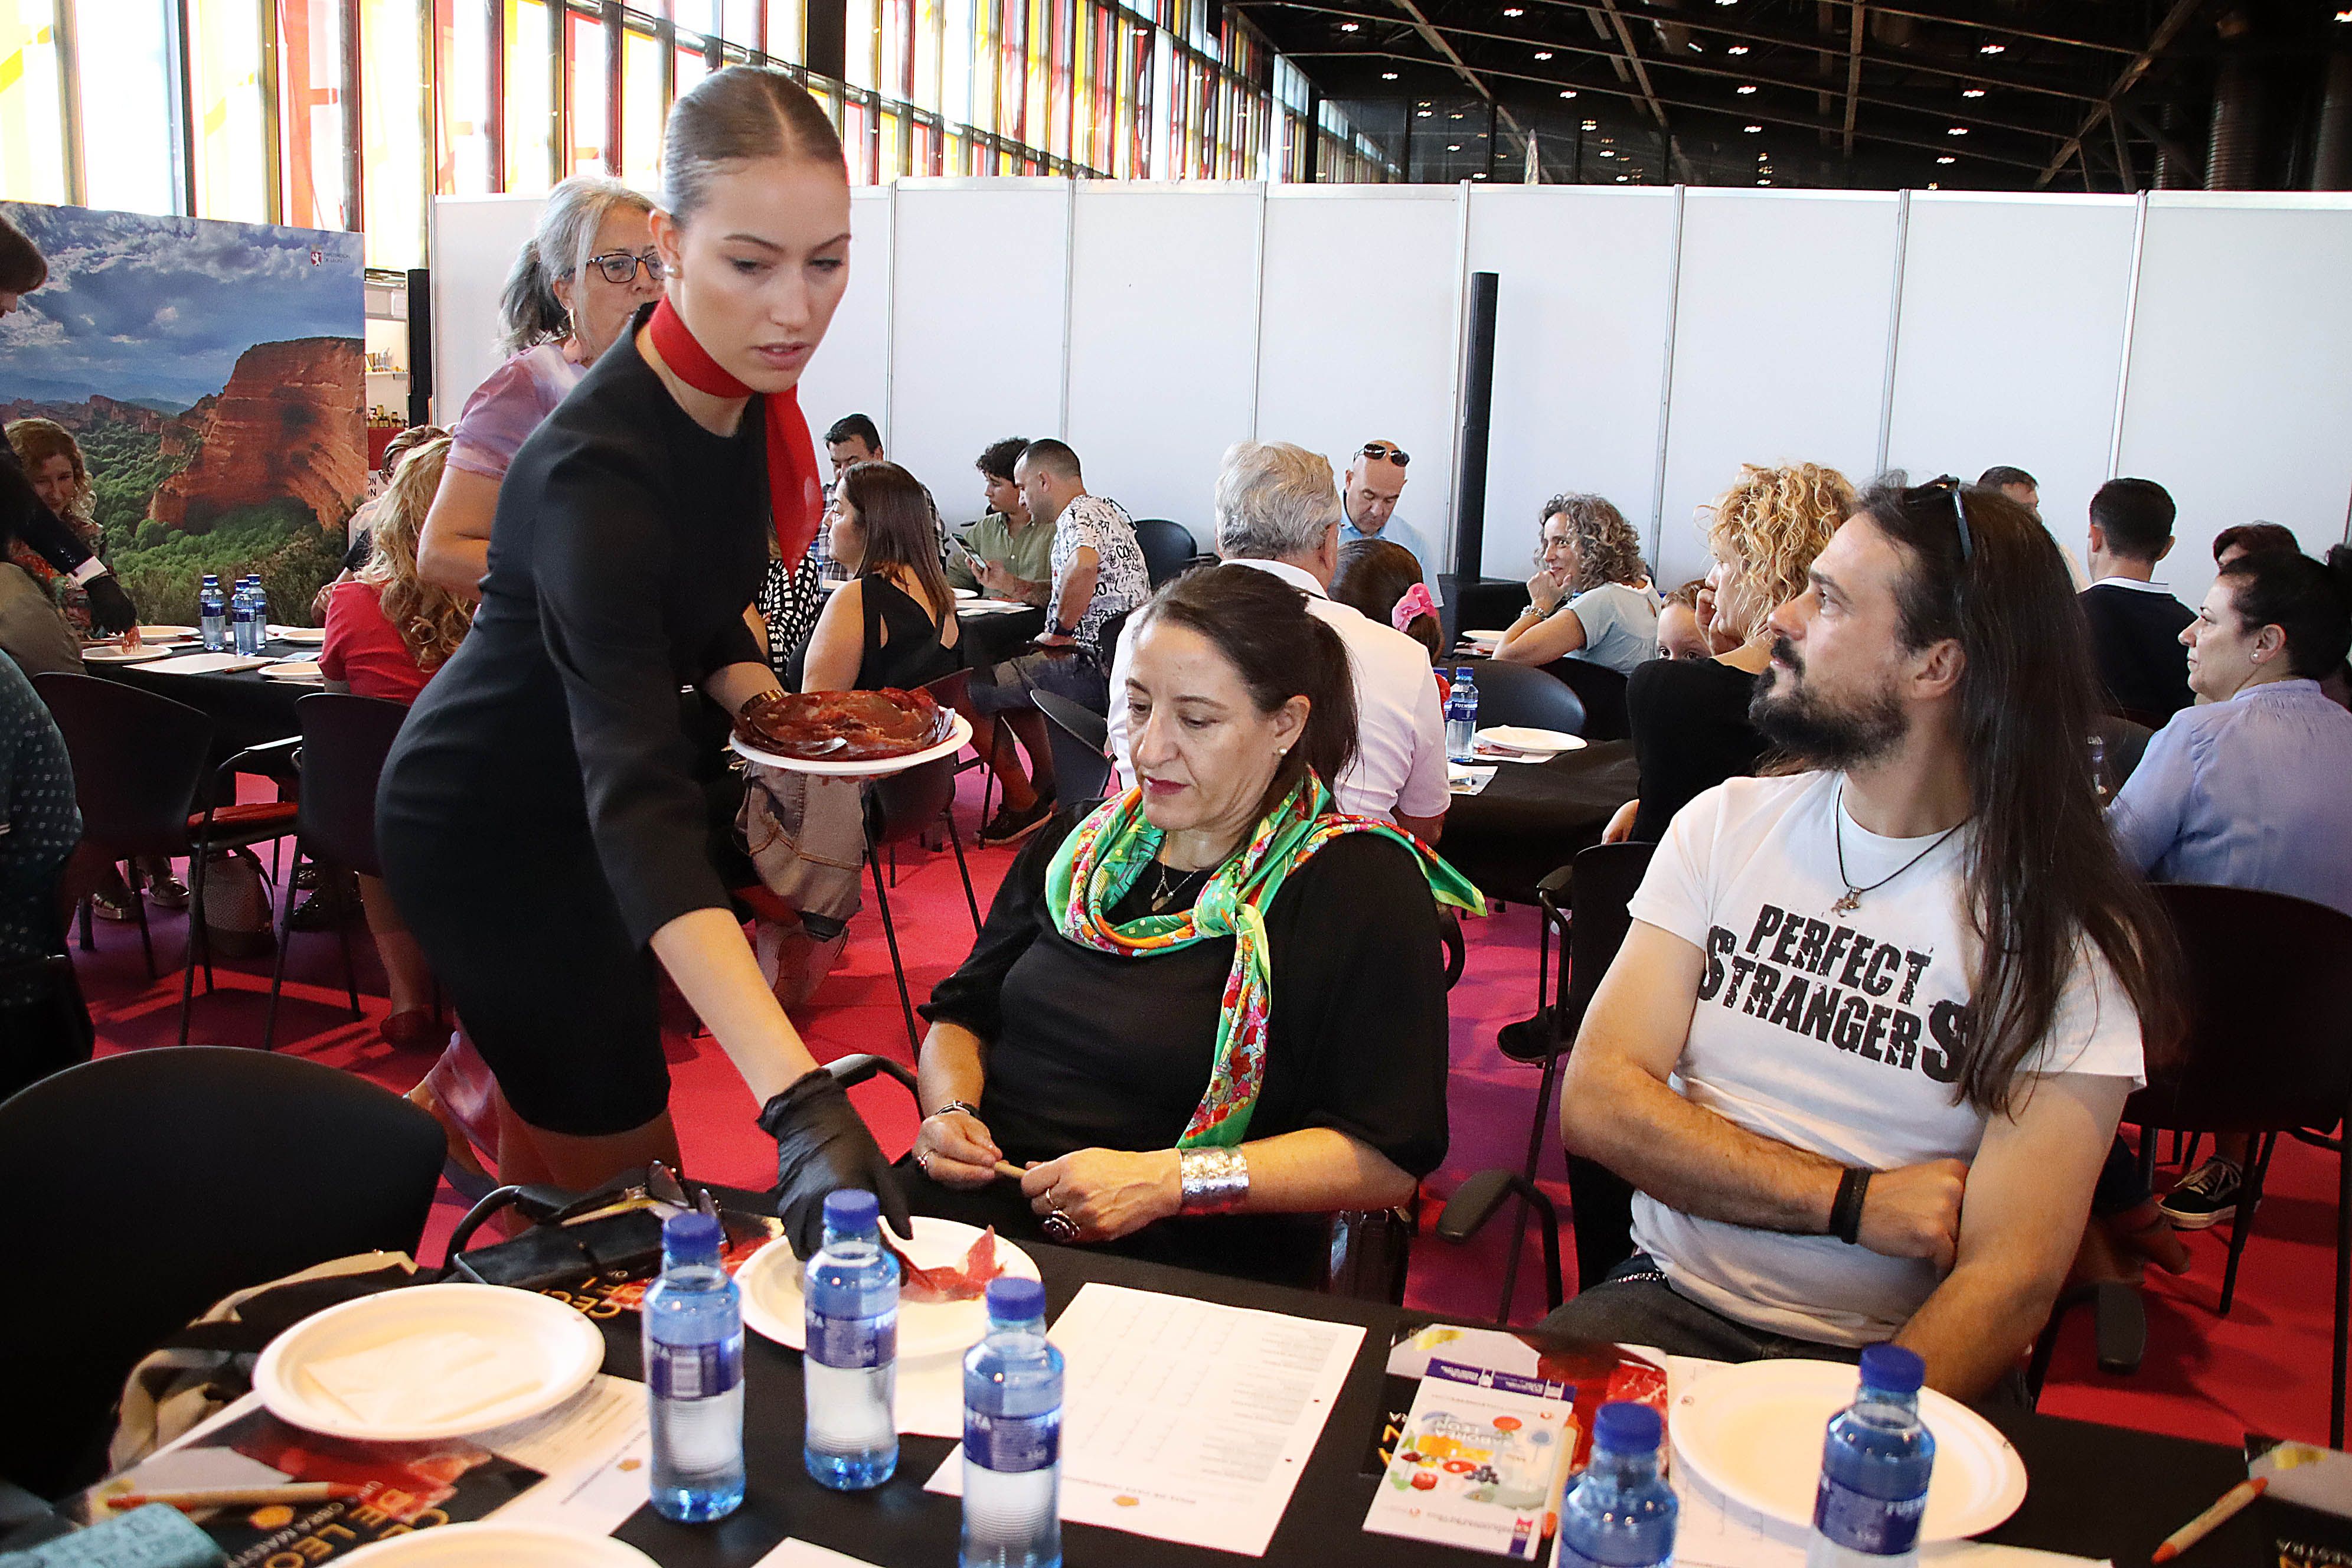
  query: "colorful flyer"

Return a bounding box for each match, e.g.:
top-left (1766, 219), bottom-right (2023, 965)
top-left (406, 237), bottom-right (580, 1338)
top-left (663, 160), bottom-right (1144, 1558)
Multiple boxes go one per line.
top-left (1363, 1359), bottom-right (1580, 1560)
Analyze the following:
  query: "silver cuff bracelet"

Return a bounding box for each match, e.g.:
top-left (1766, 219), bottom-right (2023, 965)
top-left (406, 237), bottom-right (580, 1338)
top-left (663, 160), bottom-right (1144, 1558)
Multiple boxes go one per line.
top-left (1178, 1146), bottom-right (1250, 1214)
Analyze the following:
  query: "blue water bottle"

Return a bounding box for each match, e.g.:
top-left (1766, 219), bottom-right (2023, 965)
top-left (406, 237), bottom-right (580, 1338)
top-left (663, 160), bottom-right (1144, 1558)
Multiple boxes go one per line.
top-left (248, 574), bottom-right (271, 644)
top-left (803, 1189), bottom-right (899, 1489)
top-left (198, 574), bottom-right (226, 651)
top-left (642, 1211), bottom-right (747, 1523)
top-left (1557, 1402), bottom-right (1677, 1568)
top-left (228, 578), bottom-right (256, 655)
top-left (960, 1277), bottom-right (1063, 1568)
top-left (1445, 665), bottom-right (1480, 763)
top-left (1807, 1344), bottom-right (1936, 1568)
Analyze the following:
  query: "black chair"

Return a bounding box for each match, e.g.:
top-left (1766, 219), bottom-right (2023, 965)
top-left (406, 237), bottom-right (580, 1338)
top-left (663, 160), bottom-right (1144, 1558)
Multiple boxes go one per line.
top-left (1541, 658), bottom-right (1632, 742)
top-left (0, 1047), bottom-right (443, 1497)
top-left (1461, 659), bottom-right (1587, 737)
top-left (1032, 689), bottom-right (1112, 806)
top-left (262, 694), bottom-right (412, 1051)
top-left (865, 745), bottom-right (983, 1050)
top-left (1132, 520), bottom-right (1197, 588)
top-left (2122, 883), bottom-right (2352, 1445)
top-left (35, 674), bottom-right (298, 1043)
top-left (2093, 714), bottom-right (2152, 797)
top-left (1438, 842), bottom-right (1655, 1322)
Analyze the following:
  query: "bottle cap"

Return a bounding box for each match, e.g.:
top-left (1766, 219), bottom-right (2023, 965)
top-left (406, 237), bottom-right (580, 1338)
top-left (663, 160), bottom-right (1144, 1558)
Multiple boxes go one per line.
top-left (1592, 1400), bottom-right (1662, 1455)
top-left (985, 1276), bottom-right (1046, 1321)
top-left (823, 1188), bottom-right (881, 1232)
top-left (1858, 1342), bottom-right (1926, 1395)
top-left (662, 1211), bottom-right (723, 1257)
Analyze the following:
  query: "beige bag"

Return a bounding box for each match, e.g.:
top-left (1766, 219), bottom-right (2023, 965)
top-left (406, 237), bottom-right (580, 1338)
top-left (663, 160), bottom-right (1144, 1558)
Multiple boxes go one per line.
top-left (737, 765), bottom-right (866, 1008)
top-left (200, 845), bottom-right (276, 959)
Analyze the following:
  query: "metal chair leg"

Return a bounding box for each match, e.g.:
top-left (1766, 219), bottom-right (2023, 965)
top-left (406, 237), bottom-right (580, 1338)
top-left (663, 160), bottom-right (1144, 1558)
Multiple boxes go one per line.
top-left (177, 848), bottom-right (211, 1048)
top-left (78, 890), bottom-right (94, 952)
top-left (2219, 1132), bottom-right (2278, 1317)
top-left (262, 850), bottom-right (302, 1051)
top-left (866, 847), bottom-right (920, 1050)
top-left (130, 874), bottom-right (155, 981)
top-left (336, 886), bottom-right (361, 1020)
top-left (943, 809), bottom-right (981, 932)
top-left (2333, 1121), bottom-right (2349, 1448)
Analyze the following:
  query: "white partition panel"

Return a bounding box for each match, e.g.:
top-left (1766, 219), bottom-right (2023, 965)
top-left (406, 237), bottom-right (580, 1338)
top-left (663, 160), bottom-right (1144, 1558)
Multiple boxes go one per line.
top-left (1884, 192), bottom-right (2139, 567)
top-left (2115, 194), bottom-right (2352, 609)
top-left (1657, 190), bottom-right (1902, 587)
top-left (795, 187), bottom-right (895, 471)
top-left (1256, 185), bottom-right (1465, 570)
top-left (886, 179), bottom-right (1072, 523)
top-left (431, 195), bottom-right (560, 420)
top-left (1466, 184), bottom-right (1680, 581)
top-left (1063, 184), bottom-right (1263, 542)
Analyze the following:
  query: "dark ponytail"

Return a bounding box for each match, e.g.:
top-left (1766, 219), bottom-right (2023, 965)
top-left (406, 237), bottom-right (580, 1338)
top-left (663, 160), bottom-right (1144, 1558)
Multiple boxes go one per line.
top-left (2216, 544), bottom-right (2352, 680)
top-left (1135, 563), bottom-right (1359, 815)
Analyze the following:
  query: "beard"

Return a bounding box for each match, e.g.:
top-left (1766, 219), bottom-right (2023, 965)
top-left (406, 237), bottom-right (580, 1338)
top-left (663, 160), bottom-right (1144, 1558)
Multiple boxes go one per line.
top-left (1751, 636), bottom-right (1908, 769)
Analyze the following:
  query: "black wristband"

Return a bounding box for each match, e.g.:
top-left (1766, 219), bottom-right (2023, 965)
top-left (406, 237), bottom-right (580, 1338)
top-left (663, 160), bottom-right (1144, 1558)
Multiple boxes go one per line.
top-left (1830, 1167), bottom-right (1871, 1245)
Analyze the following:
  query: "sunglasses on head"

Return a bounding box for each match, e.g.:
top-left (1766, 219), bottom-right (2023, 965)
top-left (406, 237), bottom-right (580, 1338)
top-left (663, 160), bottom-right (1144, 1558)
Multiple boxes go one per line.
top-left (588, 249), bottom-right (664, 285)
top-left (1921, 475), bottom-right (1975, 566)
top-left (1359, 443), bottom-right (1410, 468)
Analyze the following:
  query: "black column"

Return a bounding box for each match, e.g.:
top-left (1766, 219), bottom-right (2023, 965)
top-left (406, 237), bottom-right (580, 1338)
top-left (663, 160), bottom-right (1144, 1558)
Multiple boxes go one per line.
top-left (405, 267), bottom-right (433, 428)
top-left (805, 0), bottom-right (847, 84)
top-left (1451, 270), bottom-right (1499, 584)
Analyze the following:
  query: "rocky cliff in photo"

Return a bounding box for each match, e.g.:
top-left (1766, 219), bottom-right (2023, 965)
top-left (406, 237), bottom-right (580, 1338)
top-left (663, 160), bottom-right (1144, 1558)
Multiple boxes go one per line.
top-left (147, 337), bottom-right (364, 533)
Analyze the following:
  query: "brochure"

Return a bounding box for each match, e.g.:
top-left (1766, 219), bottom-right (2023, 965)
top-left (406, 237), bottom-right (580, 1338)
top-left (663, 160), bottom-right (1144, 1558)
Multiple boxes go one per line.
top-left (1363, 1359), bottom-right (1580, 1560)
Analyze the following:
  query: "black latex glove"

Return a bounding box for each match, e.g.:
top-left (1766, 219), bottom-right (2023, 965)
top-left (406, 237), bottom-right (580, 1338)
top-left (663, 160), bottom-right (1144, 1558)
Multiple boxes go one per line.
top-left (83, 574), bottom-right (136, 636)
top-left (760, 1068), bottom-right (914, 1258)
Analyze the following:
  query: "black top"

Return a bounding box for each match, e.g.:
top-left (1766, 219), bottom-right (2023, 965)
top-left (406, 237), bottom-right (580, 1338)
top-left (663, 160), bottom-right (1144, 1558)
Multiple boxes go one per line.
top-left (378, 313), bottom-right (767, 948)
top-left (2080, 581), bottom-right (2194, 720)
top-left (1626, 656), bottom-right (1763, 842)
top-left (854, 574), bottom-right (960, 692)
top-left (0, 440), bottom-right (96, 580)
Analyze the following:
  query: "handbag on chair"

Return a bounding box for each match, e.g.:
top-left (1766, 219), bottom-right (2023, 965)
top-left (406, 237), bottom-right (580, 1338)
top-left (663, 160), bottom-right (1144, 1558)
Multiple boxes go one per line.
top-left (199, 847), bottom-right (276, 961)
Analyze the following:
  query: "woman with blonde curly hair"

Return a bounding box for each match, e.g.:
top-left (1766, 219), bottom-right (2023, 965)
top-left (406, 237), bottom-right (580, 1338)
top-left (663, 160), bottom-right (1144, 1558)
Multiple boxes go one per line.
top-left (1492, 492), bottom-right (1659, 677)
top-left (1607, 460), bottom-right (1852, 845)
top-left (320, 435), bottom-right (470, 1048)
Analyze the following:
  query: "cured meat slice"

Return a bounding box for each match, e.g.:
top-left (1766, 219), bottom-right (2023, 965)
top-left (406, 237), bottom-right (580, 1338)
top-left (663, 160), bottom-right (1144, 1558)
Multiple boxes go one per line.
top-left (736, 687), bottom-right (952, 762)
top-left (890, 1226), bottom-right (1008, 1305)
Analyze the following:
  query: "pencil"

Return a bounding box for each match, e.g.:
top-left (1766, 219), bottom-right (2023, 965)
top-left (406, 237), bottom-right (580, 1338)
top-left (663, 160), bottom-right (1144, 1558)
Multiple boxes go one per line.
top-left (994, 1160), bottom-right (1025, 1180)
top-left (109, 1483), bottom-right (365, 1512)
top-left (2151, 1475), bottom-right (2265, 1563)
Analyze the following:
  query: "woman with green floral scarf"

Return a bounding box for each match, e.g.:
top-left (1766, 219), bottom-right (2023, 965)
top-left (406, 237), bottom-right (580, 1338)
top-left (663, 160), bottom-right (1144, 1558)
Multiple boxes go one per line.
top-left (905, 565), bottom-right (1483, 1286)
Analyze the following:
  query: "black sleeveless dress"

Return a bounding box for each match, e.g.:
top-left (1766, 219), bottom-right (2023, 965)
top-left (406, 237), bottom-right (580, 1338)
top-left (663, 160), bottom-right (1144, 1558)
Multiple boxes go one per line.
top-left (852, 574), bottom-right (961, 693)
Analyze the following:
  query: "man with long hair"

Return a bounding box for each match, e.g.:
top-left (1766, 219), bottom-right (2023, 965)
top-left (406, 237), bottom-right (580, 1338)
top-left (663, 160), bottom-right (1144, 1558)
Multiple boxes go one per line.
top-left (1546, 477), bottom-right (2178, 1400)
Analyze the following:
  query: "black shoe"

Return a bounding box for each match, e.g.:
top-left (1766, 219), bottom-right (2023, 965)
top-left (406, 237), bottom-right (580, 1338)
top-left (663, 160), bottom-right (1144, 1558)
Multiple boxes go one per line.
top-left (2158, 1157), bottom-right (2243, 1230)
top-left (1497, 1008), bottom-right (1562, 1064)
top-left (980, 796), bottom-right (1055, 847)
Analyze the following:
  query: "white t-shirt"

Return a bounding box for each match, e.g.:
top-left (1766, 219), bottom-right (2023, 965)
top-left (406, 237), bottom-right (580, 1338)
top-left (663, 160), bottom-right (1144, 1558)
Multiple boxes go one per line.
top-left (1626, 771), bottom-right (2147, 1345)
top-left (1562, 582), bottom-right (1659, 678)
top-left (1103, 558), bottom-right (1451, 823)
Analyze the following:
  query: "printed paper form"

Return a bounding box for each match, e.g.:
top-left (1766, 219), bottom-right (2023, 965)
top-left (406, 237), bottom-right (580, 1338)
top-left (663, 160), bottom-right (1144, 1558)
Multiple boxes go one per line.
top-left (926, 1281), bottom-right (1364, 1557)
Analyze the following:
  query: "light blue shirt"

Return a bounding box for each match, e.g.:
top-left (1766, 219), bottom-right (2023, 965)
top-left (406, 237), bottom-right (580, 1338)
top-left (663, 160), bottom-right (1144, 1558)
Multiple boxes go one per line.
top-left (2108, 678), bottom-right (2352, 919)
top-left (1559, 582), bottom-right (1659, 678)
top-left (1341, 509), bottom-right (1443, 607)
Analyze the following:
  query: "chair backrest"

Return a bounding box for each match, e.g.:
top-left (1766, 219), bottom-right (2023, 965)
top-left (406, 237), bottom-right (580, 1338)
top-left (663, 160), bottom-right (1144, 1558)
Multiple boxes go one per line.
top-left (2124, 884), bottom-right (2352, 1139)
top-left (1033, 689), bottom-right (1113, 805)
top-left (2093, 714), bottom-right (2152, 795)
top-left (0, 1048), bottom-right (443, 1497)
top-left (295, 692), bottom-right (411, 877)
top-left (1459, 659), bottom-right (1586, 736)
top-left (1132, 519), bottom-right (1197, 587)
top-left (867, 754), bottom-right (958, 851)
top-left (1562, 841), bottom-right (1658, 1041)
top-left (33, 673), bottom-right (215, 857)
top-left (1542, 658), bottom-right (1631, 741)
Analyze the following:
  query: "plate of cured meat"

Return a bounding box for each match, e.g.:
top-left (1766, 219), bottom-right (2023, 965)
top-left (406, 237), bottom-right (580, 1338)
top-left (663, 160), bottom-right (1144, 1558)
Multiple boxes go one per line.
top-left (730, 687), bottom-right (972, 778)
top-left (737, 1218), bottom-right (1038, 1359)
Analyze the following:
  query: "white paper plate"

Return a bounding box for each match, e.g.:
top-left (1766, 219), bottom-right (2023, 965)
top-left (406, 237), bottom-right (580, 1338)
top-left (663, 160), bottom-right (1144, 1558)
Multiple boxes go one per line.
top-left (272, 625), bottom-right (328, 645)
top-left (253, 1282), bottom-right (606, 1442)
top-left (340, 1525), bottom-right (658, 1566)
top-left (81, 645), bottom-right (171, 664)
top-left (138, 625), bottom-right (199, 642)
top-left (1461, 629), bottom-right (1510, 645)
top-left (954, 587), bottom-right (978, 600)
top-left (1476, 724), bottom-right (1587, 754)
top-left (956, 600), bottom-right (1034, 616)
top-left (739, 1216), bottom-right (1040, 1361)
top-left (1671, 1358), bottom-right (2026, 1541)
top-left (262, 660), bottom-right (324, 681)
top-left (731, 709), bottom-right (971, 778)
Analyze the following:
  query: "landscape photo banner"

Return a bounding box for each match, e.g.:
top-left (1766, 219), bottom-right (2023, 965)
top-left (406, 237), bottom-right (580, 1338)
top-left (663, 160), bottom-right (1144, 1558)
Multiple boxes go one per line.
top-left (0, 202), bottom-right (365, 628)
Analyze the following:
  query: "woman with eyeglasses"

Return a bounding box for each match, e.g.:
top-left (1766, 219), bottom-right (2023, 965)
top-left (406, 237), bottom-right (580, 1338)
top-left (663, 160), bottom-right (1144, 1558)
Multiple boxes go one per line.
top-left (416, 176), bottom-right (664, 599)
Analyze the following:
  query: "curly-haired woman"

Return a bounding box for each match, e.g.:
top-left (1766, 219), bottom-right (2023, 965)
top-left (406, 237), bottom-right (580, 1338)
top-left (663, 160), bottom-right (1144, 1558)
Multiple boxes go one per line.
top-left (1492, 492), bottom-right (1658, 677)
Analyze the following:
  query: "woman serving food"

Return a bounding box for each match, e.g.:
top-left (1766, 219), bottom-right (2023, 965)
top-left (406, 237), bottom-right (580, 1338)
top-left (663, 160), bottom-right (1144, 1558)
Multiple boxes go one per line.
top-left (375, 67), bottom-right (904, 1255)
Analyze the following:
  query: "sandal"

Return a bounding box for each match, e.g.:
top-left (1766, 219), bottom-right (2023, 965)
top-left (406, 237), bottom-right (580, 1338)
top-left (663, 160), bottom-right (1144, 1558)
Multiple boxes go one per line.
top-left (89, 889), bottom-right (137, 923)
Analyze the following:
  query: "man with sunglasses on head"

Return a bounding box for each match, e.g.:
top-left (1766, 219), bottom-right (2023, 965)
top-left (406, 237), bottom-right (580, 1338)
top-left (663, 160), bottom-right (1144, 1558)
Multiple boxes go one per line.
top-left (1340, 440), bottom-right (1440, 608)
top-left (1538, 476), bottom-right (2177, 1403)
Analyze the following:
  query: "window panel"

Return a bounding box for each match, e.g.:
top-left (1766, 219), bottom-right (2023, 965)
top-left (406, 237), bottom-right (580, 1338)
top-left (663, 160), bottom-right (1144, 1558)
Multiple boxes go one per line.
top-left (566, 8), bottom-right (608, 174)
top-left (192, 0), bottom-right (269, 221)
top-left (505, 0), bottom-right (554, 193)
top-left (77, 0), bottom-right (178, 214)
top-left (0, 0), bottom-right (68, 205)
top-left (434, 0), bottom-right (491, 194)
top-left (619, 22), bottom-right (663, 190)
top-left (763, 0), bottom-right (801, 63)
top-left (675, 39), bottom-right (710, 101)
top-left (360, 0), bottom-right (426, 264)
top-left (278, 0), bottom-right (350, 227)
top-left (844, 0), bottom-right (874, 87)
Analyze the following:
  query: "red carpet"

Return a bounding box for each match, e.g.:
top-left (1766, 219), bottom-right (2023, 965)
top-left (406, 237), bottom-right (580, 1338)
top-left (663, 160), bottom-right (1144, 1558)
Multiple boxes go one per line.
top-left (73, 774), bottom-right (2340, 1451)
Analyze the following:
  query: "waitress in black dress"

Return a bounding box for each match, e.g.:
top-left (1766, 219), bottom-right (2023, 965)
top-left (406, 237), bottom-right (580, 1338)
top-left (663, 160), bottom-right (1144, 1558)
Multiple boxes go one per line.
top-left (376, 67), bottom-right (906, 1254)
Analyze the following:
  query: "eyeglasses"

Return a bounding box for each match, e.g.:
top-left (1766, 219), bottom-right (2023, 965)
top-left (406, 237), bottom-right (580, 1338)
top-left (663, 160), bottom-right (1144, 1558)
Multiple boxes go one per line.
top-left (1359, 443), bottom-right (1410, 468)
top-left (1923, 475), bottom-right (1974, 566)
top-left (587, 249), bottom-right (665, 285)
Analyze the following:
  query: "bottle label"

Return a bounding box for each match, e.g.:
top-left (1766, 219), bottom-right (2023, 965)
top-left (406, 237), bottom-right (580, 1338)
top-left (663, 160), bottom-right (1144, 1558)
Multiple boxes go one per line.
top-left (647, 1335), bottom-right (743, 1401)
top-left (806, 1311), bottom-right (897, 1370)
top-left (1813, 1474), bottom-right (1926, 1556)
top-left (965, 1408), bottom-right (1059, 1474)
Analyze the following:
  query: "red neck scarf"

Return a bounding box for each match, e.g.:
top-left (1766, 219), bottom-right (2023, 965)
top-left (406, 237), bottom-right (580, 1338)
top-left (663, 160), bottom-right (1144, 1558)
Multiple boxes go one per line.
top-left (646, 296), bottom-right (825, 569)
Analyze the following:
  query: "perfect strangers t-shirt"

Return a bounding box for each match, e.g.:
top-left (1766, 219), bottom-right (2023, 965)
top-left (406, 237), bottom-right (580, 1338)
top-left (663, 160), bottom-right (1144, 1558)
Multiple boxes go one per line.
top-left (1623, 771), bottom-right (2147, 1345)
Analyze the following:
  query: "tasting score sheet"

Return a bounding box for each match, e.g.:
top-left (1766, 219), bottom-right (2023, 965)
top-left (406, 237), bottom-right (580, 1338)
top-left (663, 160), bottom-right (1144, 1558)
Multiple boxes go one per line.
top-left (925, 1282), bottom-right (1364, 1556)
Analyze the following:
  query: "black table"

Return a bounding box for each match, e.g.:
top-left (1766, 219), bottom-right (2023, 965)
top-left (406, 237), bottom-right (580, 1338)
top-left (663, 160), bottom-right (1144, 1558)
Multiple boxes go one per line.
top-left (599, 1242), bottom-right (2269, 1568)
top-left (1439, 740), bottom-right (1639, 906)
top-left (80, 642), bottom-right (312, 759)
top-left (955, 603), bottom-right (1047, 674)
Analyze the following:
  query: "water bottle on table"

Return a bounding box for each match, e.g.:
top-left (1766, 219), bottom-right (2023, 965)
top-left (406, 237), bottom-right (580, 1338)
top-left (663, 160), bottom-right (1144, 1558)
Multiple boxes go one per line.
top-left (1807, 1344), bottom-right (1936, 1568)
top-left (229, 579), bottom-right (256, 655)
top-left (198, 574), bottom-right (226, 652)
top-left (642, 1211), bottom-right (747, 1523)
top-left (248, 575), bottom-right (271, 644)
top-left (1446, 665), bottom-right (1480, 764)
top-left (961, 1276), bottom-right (1063, 1568)
top-left (1556, 1400), bottom-right (1677, 1568)
top-left (803, 1188), bottom-right (899, 1489)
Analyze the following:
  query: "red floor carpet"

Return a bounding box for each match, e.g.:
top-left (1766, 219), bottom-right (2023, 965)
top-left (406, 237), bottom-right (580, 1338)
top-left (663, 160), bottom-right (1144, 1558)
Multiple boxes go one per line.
top-left (74, 776), bottom-right (2343, 1452)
